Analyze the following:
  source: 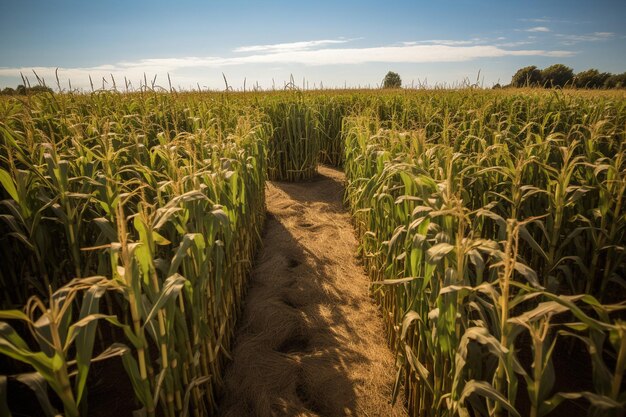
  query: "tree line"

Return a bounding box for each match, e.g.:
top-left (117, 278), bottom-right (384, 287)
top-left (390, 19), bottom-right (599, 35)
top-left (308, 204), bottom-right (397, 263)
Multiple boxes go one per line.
top-left (1, 85), bottom-right (54, 95)
top-left (504, 64), bottom-right (626, 89)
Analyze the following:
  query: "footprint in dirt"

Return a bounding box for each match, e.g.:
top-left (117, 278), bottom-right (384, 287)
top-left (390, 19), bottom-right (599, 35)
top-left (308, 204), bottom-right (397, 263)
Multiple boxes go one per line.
top-left (287, 257), bottom-right (301, 268)
top-left (297, 221), bottom-right (324, 232)
top-left (276, 334), bottom-right (311, 354)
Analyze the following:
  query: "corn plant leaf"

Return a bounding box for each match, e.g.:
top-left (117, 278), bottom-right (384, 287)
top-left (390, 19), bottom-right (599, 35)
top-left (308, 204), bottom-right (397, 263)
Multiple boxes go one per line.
top-left (0, 310), bottom-right (30, 321)
top-left (152, 230), bottom-right (170, 246)
top-left (538, 392), bottom-right (581, 416)
top-left (378, 276), bottom-right (421, 285)
top-left (404, 343), bottom-right (433, 394)
top-left (181, 376), bottom-right (211, 417)
top-left (575, 391), bottom-right (623, 410)
top-left (513, 261), bottom-right (541, 288)
top-left (0, 375), bottom-right (11, 417)
top-left (152, 368), bottom-right (167, 408)
top-left (120, 351), bottom-right (152, 412)
top-left (518, 224), bottom-right (548, 261)
top-left (509, 301), bottom-right (570, 323)
top-left (93, 218), bottom-right (117, 242)
top-left (0, 323), bottom-right (61, 393)
top-left (90, 343), bottom-right (130, 363)
top-left (143, 274), bottom-right (186, 327)
top-left (391, 365), bottom-right (403, 406)
top-left (74, 283), bottom-right (107, 405)
top-left (0, 214), bottom-right (22, 235)
top-left (401, 310), bottom-right (422, 341)
top-left (168, 234), bottom-right (199, 277)
top-left (459, 380), bottom-right (521, 417)
top-left (427, 242), bottom-right (455, 264)
top-left (539, 293), bottom-right (612, 331)
top-left (0, 169), bottom-right (19, 203)
top-left (153, 206), bottom-right (183, 230)
top-left (14, 373), bottom-right (59, 417)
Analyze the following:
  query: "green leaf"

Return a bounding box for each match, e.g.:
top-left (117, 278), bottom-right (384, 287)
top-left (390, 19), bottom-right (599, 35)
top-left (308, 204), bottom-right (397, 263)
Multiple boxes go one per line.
top-left (459, 380), bottom-right (521, 417)
top-left (120, 352), bottom-right (152, 410)
top-left (14, 373), bottom-right (58, 417)
top-left (152, 231), bottom-right (170, 246)
top-left (519, 225), bottom-right (548, 262)
top-left (509, 301), bottom-right (570, 324)
top-left (74, 284), bottom-right (107, 405)
top-left (143, 274), bottom-right (186, 327)
top-left (168, 234), bottom-right (199, 276)
top-left (0, 169), bottom-right (19, 203)
top-left (427, 242), bottom-right (455, 264)
top-left (93, 218), bottom-right (117, 242)
top-left (0, 310), bottom-right (30, 321)
top-left (404, 343), bottom-right (433, 394)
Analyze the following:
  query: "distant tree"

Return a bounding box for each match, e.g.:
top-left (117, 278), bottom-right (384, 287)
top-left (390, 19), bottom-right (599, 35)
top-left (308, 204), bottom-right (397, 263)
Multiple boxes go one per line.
top-left (492, 83), bottom-right (502, 89)
top-left (28, 85), bottom-right (54, 94)
top-left (541, 64), bottom-right (574, 88)
top-left (604, 72), bottom-right (626, 89)
top-left (382, 71), bottom-right (402, 89)
top-left (0, 87), bottom-right (16, 95)
top-left (574, 69), bottom-right (611, 89)
top-left (8, 84), bottom-right (54, 95)
top-left (511, 65), bottom-right (543, 87)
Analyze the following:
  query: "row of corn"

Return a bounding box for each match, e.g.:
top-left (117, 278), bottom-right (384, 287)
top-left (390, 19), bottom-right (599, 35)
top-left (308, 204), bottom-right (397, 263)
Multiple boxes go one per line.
top-left (0, 92), bottom-right (269, 417)
top-left (343, 90), bottom-right (625, 417)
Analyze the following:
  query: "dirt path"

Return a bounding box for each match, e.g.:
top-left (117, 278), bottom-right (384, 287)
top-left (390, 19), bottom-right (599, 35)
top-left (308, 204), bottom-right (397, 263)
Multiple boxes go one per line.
top-left (218, 165), bottom-right (407, 417)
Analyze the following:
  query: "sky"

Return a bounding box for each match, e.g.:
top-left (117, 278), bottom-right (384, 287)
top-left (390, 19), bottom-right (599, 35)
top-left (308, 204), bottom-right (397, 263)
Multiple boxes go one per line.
top-left (0, 0), bottom-right (625, 91)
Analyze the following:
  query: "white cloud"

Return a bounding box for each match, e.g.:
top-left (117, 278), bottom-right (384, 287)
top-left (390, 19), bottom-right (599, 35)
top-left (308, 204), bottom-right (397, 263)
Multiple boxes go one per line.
top-left (556, 32), bottom-right (615, 45)
top-left (403, 39), bottom-right (479, 46)
top-left (526, 26), bottom-right (551, 33)
top-left (0, 40), bottom-right (575, 89)
top-left (496, 40), bottom-right (535, 47)
top-left (233, 39), bottom-right (350, 53)
top-left (519, 18), bottom-right (551, 23)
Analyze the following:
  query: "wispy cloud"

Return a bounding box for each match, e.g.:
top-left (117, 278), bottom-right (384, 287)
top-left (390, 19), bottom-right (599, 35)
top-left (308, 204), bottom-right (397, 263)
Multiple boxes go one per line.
top-left (519, 18), bottom-right (552, 23)
top-left (0, 39), bottom-right (575, 88)
top-left (403, 39), bottom-right (481, 46)
top-left (525, 26), bottom-right (551, 33)
top-left (233, 39), bottom-right (350, 53)
top-left (556, 32), bottom-right (615, 45)
top-left (496, 40), bottom-right (535, 47)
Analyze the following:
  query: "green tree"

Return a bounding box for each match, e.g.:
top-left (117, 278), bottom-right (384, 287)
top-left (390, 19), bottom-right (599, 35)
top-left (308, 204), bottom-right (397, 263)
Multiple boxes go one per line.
top-left (0, 87), bottom-right (16, 95)
top-left (511, 65), bottom-right (542, 87)
top-left (604, 72), bottom-right (626, 89)
top-left (382, 71), bottom-right (402, 89)
top-left (28, 85), bottom-right (54, 94)
top-left (10, 84), bottom-right (54, 95)
top-left (541, 64), bottom-right (574, 88)
top-left (574, 69), bottom-right (611, 89)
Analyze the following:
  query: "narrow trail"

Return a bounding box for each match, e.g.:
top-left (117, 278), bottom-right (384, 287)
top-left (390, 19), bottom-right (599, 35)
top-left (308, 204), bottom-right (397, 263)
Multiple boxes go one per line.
top-left (219, 165), bottom-right (407, 417)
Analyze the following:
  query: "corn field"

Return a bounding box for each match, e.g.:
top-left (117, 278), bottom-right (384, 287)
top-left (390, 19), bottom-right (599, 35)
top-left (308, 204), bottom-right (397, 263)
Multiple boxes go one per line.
top-left (343, 91), bottom-right (626, 417)
top-left (0, 88), bottom-right (625, 416)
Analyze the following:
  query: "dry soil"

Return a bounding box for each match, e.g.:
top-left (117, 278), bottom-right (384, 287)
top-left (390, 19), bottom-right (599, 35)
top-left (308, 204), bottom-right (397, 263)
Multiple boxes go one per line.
top-left (218, 165), bottom-right (407, 417)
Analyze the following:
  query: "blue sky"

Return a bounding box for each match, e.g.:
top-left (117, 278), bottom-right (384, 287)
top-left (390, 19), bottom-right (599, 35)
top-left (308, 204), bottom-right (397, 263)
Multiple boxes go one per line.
top-left (1, 0), bottom-right (625, 90)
